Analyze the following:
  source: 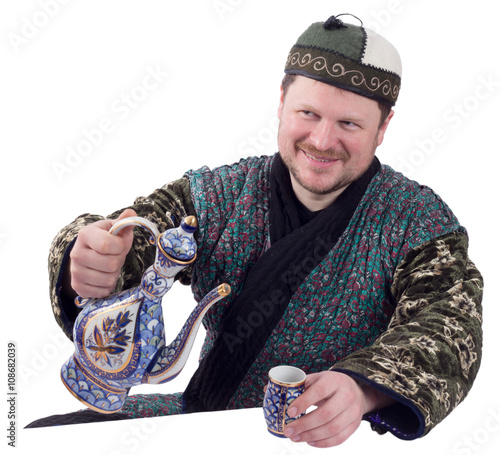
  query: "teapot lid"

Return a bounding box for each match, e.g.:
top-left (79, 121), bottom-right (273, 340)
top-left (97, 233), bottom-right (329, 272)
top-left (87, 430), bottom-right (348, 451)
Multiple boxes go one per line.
top-left (159, 216), bottom-right (197, 261)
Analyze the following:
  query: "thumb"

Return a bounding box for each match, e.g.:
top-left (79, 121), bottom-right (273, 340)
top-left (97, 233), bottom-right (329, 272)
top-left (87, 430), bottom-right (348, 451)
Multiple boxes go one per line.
top-left (114, 208), bottom-right (137, 222)
top-left (111, 208), bottom-right (138, 247)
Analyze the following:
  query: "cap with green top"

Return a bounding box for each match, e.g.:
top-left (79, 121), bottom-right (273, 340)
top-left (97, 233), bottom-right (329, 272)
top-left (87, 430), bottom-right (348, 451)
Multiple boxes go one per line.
top-left (285, 14), bottom-right (402, 106)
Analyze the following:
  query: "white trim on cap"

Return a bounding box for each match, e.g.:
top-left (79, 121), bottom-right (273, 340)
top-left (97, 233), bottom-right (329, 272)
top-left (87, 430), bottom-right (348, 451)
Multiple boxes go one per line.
top-left (362, 28), bottom-right (402, 77)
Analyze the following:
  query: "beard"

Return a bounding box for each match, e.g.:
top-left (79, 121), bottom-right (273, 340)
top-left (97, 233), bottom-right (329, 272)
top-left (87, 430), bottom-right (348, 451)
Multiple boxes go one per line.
top-left (279, 140), bottom-right (358, 196)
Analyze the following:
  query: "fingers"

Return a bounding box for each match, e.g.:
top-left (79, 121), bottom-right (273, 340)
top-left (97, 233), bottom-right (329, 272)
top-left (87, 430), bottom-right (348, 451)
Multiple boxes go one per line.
top-left (69, 244), bottom-right (123, 297)
top-left (303, 419), bottom-right (361, 448)
top-left (77, 221), bottom-right (125, 255)
top-left (68, 209), bottom-right (138, 298)
top-left (285, 403), bottom-right (362, 447)
top-left (286, 373), bottom-right (323, 417)
top-left (69, 267), bottom-right (121, 299)
top-left (283, 371), bottom-right (365, 448)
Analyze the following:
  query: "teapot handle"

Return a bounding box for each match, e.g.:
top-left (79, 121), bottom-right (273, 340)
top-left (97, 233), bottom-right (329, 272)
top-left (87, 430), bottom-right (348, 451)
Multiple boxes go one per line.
top-left (108, 216), bottom-right (160, 245)
top-left (74, 216), bottom-right (160, 309)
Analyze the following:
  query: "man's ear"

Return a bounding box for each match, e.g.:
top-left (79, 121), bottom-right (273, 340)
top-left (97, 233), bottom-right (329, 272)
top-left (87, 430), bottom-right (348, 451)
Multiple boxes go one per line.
top-left (377, 109), bottom-right (395, 147)
top-left (277, 86), bottom-right (285, 119)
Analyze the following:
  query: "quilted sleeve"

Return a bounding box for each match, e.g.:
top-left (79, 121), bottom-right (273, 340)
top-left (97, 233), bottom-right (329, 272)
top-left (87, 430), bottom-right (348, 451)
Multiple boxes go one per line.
top-left (332, 231), bottom-right (483, 439)
top-left (48, 178), bottom-right (196, 339)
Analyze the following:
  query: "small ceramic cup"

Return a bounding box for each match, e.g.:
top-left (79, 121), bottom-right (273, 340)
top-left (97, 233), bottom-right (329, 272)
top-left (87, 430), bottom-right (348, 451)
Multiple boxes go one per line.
top-left (263, 365), bottom-right (306, 438)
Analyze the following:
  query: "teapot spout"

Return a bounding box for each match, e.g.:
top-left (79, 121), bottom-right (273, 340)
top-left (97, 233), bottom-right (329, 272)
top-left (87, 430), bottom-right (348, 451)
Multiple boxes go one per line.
top-left (60, 284), bottom-right (231, 413)
top-left (143, 284), bottom-right (231, 384)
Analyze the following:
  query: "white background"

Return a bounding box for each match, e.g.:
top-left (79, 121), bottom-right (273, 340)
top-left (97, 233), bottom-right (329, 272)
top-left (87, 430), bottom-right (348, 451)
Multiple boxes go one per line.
top-left (1, 1), bottom-right (498, 454)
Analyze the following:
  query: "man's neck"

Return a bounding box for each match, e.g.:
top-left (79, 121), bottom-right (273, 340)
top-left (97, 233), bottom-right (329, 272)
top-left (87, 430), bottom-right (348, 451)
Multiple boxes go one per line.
top-left (290, 178), bottom-right (347, 212)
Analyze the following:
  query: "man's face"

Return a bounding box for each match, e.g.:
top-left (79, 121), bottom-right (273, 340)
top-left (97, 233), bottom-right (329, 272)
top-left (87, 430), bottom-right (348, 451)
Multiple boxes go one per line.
top-left (277, 76), bottom-right (393, 209)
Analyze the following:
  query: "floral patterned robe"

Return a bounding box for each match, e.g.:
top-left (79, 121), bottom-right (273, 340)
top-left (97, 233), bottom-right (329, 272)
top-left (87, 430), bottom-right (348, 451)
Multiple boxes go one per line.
top-left (48, 155), bottom-right (483, 439)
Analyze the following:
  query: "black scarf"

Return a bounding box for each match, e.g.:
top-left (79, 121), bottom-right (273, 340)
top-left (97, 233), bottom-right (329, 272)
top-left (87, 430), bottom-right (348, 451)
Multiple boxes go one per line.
top-left (182, 154), bottom-right (380, 413)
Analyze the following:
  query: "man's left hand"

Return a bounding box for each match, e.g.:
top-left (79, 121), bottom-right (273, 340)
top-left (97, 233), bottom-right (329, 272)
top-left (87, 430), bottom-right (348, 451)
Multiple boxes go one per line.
top-left (283, 371), bottom-right (394, 448)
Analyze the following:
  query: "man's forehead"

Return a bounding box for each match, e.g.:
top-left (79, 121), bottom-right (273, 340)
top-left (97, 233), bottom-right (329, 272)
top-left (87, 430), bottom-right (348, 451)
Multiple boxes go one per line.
top-left (289, 76), bottom-right (379, 105)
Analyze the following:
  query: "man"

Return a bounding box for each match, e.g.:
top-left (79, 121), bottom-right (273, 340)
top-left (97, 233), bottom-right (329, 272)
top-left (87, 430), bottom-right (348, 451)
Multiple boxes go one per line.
top-left (38, 15), bottom-right (482, 448)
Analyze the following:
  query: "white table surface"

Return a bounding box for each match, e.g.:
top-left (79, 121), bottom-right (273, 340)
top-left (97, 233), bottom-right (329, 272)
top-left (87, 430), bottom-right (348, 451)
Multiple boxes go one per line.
top-left (20, 402), bottom-right (498, 455)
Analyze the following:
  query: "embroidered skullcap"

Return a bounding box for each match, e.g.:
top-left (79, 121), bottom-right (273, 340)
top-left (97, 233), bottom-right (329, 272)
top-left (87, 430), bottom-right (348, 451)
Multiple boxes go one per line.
top-left (285, 14), bottom-right (402, 106)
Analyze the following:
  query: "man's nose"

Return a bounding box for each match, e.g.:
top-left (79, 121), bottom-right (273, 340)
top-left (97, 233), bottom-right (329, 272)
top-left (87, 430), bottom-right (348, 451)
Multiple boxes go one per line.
top-left (308, 121), bottom-right (339, 152)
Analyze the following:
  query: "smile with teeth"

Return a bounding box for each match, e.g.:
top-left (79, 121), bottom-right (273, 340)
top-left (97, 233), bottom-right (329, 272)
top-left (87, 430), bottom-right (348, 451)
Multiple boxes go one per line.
top-left (303, 150), bottom-right (338, 163)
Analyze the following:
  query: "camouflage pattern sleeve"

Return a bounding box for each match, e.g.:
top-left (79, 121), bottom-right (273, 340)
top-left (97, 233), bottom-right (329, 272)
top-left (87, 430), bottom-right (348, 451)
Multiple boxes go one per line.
top-left (332, 231), bottom-right (483, 439)
top-left (48, 177), bottom-right (195, 339)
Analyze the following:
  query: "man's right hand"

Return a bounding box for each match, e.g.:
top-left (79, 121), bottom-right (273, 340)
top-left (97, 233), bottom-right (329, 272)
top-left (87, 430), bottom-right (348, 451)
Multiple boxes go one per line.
top-left (64, 208), bottom-right (137, 300)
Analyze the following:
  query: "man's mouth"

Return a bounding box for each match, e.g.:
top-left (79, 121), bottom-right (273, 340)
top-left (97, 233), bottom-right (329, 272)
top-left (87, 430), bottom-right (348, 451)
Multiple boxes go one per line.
top-left (302, 150), bottom-right (338, 163)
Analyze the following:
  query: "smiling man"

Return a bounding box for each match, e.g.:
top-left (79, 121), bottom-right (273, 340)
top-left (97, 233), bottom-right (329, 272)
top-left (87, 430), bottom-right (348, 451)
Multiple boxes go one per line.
top-left (33, 14), bottom-right (483, 450)
top-left (278, 76), bottom-right (393, 211)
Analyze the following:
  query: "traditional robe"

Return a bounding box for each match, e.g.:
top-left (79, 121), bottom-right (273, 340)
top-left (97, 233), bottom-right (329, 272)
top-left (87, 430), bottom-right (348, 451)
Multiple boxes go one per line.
top-left (42, 154), bottom-right (482, 439)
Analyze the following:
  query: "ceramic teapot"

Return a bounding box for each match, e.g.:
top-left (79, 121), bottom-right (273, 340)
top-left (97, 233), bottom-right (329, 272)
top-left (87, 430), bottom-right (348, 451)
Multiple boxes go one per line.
top-left (61, 216), bottom-right (230, 413)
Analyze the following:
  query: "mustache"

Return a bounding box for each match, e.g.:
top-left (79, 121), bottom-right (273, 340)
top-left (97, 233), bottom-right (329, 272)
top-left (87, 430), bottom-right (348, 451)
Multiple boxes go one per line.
top-left (295, 141), bottom-right (347, 161)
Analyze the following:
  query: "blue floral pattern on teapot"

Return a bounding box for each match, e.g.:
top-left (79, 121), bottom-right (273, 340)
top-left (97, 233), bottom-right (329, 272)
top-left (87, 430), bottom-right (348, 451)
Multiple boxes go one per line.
top-left (61, 216), bottom-right (230, 413)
